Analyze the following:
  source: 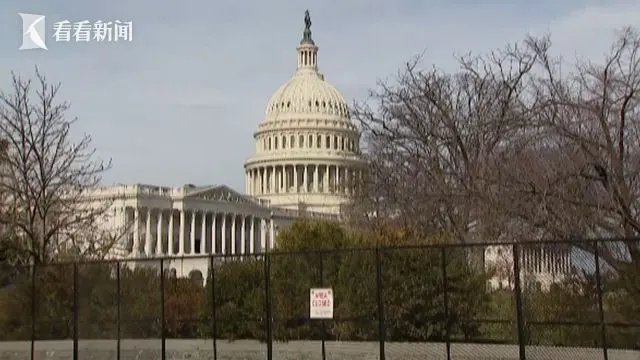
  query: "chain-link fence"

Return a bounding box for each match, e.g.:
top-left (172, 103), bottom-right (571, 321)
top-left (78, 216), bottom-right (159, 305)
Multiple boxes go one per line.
top-left (0, 239), bottom-right (638, 360)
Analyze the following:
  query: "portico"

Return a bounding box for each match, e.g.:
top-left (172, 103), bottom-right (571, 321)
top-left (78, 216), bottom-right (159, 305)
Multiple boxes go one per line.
top-left (88, 183), bottom-right (336, 262)
top-left (128, 207), bottom-right (273, 257)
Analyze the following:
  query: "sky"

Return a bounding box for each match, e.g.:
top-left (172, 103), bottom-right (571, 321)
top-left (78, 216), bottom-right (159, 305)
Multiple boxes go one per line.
top-left (0, 0), bottom-right (638, 192)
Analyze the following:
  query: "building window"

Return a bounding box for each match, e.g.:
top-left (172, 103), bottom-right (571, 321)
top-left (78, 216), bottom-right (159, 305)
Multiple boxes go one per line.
top-left (326, 135), bottom-right (331, 149)
top-left (300, 135), bottom-right (304, 148)
top-left (317, 135), bottom-right (321, 148)
top-left (282, 136), bottom-right (287, 149)
top-left (291, 135), bottom-right (295, 148)
top-left (268, 138), bottom-right (271, 150)
top-left (309, 134), bottom-right (313, 148)
top-left (274, 137), bottom-right (278, 149)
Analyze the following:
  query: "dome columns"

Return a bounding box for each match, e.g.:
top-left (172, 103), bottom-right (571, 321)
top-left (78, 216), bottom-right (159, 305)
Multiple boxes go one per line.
top-left (297, 43), bottom-right (318, 70)
top-left (245, 163), bottom-right (363, 197)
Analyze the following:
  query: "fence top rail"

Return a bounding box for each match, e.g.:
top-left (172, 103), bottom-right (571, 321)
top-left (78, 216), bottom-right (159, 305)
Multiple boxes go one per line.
top-left (7, 236), bottom-right (639, 268)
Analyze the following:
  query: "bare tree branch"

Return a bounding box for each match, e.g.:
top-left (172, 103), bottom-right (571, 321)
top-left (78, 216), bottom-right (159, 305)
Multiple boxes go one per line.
top-left (0, 67), bottom-right (120, 264)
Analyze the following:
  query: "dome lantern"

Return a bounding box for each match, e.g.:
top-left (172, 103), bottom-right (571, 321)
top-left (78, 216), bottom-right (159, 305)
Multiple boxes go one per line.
top-left (297, 10), bottom-right (319, 71)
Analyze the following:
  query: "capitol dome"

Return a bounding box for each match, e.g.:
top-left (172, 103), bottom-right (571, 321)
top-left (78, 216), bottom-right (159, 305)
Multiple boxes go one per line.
top-left (244, 11), bottom-right (365, 215)
top-left (265, 70), bottom-right (351, 121)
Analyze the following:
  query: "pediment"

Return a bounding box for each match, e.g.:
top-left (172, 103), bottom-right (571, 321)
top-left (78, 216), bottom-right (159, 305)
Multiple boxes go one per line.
top-left (184, 185), bottom-right (258, 205)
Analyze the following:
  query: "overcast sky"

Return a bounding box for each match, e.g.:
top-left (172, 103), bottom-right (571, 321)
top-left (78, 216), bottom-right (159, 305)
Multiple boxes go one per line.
top-left (0, 0), bottom-right (638, 191)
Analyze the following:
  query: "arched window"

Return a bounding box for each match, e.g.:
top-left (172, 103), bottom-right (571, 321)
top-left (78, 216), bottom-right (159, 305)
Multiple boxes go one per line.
top-left (299, 135), bottom-right (304, 148)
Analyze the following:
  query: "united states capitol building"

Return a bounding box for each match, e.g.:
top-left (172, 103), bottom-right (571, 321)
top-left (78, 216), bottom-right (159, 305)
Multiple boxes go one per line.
top-left (86, 12), bottom-right (365, 278)
top-left (86, 12), bottom-right (570, 288)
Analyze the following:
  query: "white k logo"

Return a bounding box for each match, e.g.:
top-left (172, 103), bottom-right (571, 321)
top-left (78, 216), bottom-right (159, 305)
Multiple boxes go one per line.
top-left (19, 13), bottom-right (48, 50)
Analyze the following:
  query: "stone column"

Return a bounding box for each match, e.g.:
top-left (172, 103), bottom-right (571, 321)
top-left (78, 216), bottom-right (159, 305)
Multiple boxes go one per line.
top-left (240, 216), bottom-right (246, 254)
top-left (278, 165), bottom-right (285, 193)
top-left (231, 214), bottom-right (236, 254)
top-left (323, 165), bottom-right (329, 192)
top-left (249, 216), bottom-right (255, 254)
top-left (270, 166), bottom-right (275, 194)
top-left (190, 211), bottom-right (196, 255)
top-left (303, 165), bottom-right (308, 192)
top-left (179, 210), bottom-right (185, 255)
top-left (156, 210), bottom-right (164, 255)
top-left (168, 211), bottom-right (174, 255)
top-left (221, 213), bottom-right (227, 254)
top-left (133, 207), bottom-right (140, 254)
top-left (269, 218), bottom-right (275, 250)
top-left (345, 168), bottom-right (351, 195)
top-left (200, 212), bottom-right (207, 254)
top-left (145, 208), bottom-right (152, 256)
top-left (260, 218), bottom-right (266, 251)
top-left (313, 164), bottom-right (319, 192)
top-left (211, 213), bottom-right (217, 254)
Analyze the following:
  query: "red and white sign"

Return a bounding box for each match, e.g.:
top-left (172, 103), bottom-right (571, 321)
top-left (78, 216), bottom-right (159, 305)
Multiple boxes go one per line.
top-left (309, 288), bottom-right (334, 319)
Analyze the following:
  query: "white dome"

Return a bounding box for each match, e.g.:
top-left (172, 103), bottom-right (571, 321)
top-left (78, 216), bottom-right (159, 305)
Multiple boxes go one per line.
top-left (265, 71), bottom-right (350, 120)
top-left (244, 11), bottom-right (365, 216)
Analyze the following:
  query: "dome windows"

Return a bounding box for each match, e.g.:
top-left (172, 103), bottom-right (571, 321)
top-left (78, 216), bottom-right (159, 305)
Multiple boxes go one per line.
top-left (260, 132), bottom-right (359, 153)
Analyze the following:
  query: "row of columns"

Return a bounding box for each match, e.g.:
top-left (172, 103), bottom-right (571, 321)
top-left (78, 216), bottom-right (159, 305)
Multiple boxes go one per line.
top-left (128, 207), bottom-right (275, 257)
top-left (245, 164), bottom-right (362, 196)
top-left (521, 246), bottom-right (572, 275)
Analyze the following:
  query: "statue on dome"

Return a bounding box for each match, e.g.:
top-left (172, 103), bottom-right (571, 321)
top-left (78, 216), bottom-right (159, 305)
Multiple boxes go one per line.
top-left (304, 10), bottom-right (312, 30)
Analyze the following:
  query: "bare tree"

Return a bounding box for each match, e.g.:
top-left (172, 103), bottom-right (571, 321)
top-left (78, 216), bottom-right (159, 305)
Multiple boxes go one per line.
top-left (521, 27), bottom-right (640, 269)
top-left (350, 38), bottom-right (545, 242)
top-left (0, 68), bottom-right (123, 264)
top-left (351, 26), bottom-right (640, 271)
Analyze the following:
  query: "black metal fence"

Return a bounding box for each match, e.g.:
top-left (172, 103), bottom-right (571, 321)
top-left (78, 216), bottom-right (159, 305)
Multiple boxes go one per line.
top-left (0, 238), bottom-right (638, 360)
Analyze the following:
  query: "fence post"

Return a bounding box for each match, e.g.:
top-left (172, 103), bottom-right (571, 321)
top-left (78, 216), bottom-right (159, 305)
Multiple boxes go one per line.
top-left (160, 259), bottom-right (166, 360)
top-left (30, 262), bottom-right (36, 360)
top-left (512, 243), bottom-right (526, 360)
top-left (73, 263), bottom-right (79, 360)
top-left (319, 252), bottom-right (326, 360)
top-left (441, 247), bottom-right (451, 360)
top-left (375, 248), bottom-right (386, 360)
top-left (209, 255), bottom-right (218, 360)
top-left (594, 240), bottom-right (609, 360)
top-left (116, 263), bottom-right (121, 360)
top-left (264, 252), bottom-right (273, 360)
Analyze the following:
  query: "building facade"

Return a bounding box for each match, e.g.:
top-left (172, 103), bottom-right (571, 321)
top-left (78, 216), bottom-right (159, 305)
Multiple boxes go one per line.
top-left (484, 244), bottom-right (572, 291)
top-left (84, 12), bottom-right (358, 278)
top-left (88, 183), bottom-right (335, 278)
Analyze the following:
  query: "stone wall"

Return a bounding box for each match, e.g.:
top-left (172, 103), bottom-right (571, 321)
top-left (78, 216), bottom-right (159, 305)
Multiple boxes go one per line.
top-left (0, 339), bottom-right (637, 360)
